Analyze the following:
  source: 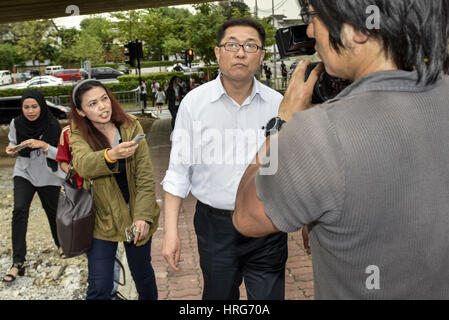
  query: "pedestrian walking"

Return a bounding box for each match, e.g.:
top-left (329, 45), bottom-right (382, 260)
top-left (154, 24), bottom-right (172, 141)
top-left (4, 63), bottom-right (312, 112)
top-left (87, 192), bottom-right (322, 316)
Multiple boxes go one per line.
top-left (151, 80), bottom-right (160, 108)
top-left (265, 67), bottom-right (272, 87)
top-left (3, 90), bottom-right (64, 283)
top-left (140, 81), bottom-right (147, 109)
top-left (155, 86), bottom-right (166, 115)
top-left (161, 18), bottom-right (287, 300)
top-left (166, 75), bottom-right (183, 130)
top-left (69, 79), bottom-right (160, 300)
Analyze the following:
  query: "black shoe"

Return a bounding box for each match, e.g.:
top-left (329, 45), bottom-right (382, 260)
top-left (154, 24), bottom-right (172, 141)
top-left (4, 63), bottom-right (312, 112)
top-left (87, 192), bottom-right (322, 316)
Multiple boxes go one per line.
top-left (111, 291), bottom-right (127, 300)
top-left (2, 263), bottom-right (25, 283)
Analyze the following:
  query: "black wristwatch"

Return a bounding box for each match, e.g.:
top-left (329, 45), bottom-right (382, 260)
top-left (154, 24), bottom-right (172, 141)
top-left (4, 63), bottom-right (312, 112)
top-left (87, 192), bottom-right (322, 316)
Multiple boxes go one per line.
top-left (264, 117), bottom-right (286, 137)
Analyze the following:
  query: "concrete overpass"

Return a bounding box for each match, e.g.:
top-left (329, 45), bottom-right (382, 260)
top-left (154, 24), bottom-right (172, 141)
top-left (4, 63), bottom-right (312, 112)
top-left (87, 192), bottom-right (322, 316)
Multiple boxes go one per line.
top-left (0, 0), bottom-right (220, 24)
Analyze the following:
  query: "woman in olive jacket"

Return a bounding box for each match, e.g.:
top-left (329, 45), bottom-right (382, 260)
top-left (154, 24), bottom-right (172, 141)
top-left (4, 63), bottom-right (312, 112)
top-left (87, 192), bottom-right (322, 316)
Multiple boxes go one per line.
top-left (68, 80), bottom-right (160, 300)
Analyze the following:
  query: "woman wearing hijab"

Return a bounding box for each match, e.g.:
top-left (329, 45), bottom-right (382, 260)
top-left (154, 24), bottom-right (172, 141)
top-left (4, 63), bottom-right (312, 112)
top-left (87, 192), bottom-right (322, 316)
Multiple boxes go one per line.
top-left (3, 90), bottom-right (63, 283)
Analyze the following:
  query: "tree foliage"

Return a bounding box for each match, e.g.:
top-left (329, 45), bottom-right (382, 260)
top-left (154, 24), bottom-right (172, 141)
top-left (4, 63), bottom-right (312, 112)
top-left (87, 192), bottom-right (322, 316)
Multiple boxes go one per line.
top-left (0, 4), bottom-right (282, 70)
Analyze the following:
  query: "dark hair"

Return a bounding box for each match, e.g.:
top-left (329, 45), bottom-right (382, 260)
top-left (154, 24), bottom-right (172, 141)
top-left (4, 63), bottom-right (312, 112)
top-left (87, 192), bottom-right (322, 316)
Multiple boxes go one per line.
top-left (169, 75), bottom-right (179, 87)
top-left (299, 0), bottom-right (449, 85)
top-left (70, 80), bottom-right (133, 151)
top-left (217, 17), bottom-right (266, 47)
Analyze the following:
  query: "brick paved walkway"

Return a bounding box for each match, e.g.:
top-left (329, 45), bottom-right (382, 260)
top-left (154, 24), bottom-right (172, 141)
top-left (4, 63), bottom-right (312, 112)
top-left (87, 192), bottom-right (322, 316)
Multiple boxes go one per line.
top-left (129, 118), bottom-right (314, 300)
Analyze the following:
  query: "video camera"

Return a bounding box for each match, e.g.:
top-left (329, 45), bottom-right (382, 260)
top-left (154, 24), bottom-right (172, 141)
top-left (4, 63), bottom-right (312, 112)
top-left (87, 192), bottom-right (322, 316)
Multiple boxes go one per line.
top-left (275, 25), bottom-right (352, 104)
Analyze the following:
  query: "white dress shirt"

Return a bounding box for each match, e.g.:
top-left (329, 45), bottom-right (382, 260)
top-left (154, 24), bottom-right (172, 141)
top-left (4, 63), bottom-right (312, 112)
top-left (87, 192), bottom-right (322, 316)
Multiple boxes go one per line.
top-left (162, 76), bottom-right (283, 210)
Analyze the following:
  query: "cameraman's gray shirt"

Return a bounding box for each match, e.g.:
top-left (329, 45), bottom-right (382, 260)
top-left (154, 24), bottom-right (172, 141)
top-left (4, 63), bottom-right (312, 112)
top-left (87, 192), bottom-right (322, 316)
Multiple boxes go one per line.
top-left (256, 70), bottom-right (449, 299)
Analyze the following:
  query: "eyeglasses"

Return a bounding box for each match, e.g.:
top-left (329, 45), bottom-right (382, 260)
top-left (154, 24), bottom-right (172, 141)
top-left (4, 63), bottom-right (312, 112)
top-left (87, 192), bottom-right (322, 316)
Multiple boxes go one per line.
top-left (301, 8), bottom-right (318, 24)
top-left (218, 42), bottom-right (264, 53)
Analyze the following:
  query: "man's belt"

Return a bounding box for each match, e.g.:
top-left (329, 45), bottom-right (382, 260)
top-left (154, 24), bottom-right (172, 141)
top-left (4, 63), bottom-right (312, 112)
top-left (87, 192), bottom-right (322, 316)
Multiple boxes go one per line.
top-left (197, 201), bottom-right (234, 217)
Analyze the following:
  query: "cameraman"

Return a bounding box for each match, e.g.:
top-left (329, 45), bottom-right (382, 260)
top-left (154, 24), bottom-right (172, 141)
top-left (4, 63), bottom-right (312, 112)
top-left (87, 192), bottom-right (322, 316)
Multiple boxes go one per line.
top-left (233, 0), bottom-right (449, 299)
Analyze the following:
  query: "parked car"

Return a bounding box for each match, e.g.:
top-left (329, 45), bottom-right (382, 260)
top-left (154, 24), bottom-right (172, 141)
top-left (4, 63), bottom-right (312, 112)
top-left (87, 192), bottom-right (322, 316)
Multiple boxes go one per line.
top-left (16, 76), bottom-right (63, 89)
top-left (90, 67), bottom-right (124, 79)
top-left (0, 96), bottom-right (70, 124)
top-left (45, 65), bottom-right (63, 75)
top-left (117, 65), bottom-right (130, 74)
top-left (13, 73), bottom-right (28, 84)
top-left (52, 69), bottom-right (86, 82)
top-left (30, 75), bottom-right (63, 83)
top-left (22, 69), bottom-right (40, 80)
top-left (0, 70), bottom-right (12, 85)
top-left (167, 62), bottom-right (204, 73)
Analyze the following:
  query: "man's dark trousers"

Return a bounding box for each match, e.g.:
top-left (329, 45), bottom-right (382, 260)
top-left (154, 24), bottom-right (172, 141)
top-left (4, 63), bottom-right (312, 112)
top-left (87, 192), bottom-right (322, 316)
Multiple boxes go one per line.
top-left (194, 201), bottom-right (288, 300)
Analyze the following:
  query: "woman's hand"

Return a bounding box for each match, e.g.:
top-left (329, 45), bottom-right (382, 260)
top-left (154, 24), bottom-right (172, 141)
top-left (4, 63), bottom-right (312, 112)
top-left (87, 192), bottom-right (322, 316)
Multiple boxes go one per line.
top-left (5, 146), bottom-right (19, 156)
top-left (133, 220), bottom-right (150, 245)
top-left (107, 141), bottom-right (139, 162)
top-left (21, 139), bottom-right (48, 151)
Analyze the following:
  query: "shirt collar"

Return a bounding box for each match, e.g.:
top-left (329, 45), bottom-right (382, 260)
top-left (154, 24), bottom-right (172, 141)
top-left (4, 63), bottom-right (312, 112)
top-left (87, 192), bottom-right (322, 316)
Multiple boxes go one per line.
top-left (210, 73), bottom-right (268, 104)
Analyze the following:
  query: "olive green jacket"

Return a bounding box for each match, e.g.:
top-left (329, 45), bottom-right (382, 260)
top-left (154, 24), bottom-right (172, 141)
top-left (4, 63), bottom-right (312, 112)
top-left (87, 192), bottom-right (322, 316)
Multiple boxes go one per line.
top-left (69, 116), bottom-right (160, 246)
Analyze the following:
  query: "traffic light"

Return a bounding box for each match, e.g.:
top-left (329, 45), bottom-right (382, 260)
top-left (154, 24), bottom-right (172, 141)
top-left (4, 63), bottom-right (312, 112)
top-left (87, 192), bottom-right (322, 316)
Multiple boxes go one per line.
top-left (188, 49), bottom-right (194, 62)
top-left (124, 41), bottom-right (137, 67)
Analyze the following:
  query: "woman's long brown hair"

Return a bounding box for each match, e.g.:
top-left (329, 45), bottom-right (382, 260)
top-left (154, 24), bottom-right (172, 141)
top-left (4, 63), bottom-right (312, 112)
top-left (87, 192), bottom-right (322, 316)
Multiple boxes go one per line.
top-left (70, 81), bottom-right (133, 151)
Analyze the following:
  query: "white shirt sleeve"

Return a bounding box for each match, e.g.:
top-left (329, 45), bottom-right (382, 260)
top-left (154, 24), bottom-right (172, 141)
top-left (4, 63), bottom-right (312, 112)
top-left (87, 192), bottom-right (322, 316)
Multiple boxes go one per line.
top-left (161, 99), bottom-right (194, 199)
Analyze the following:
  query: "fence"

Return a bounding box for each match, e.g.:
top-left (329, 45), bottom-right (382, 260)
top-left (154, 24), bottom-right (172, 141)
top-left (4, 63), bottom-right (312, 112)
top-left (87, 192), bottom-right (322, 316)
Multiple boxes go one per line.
top-left (45, 89), bottom-right (140, 107)
top-left (43, 78), bottom-right (287, 109)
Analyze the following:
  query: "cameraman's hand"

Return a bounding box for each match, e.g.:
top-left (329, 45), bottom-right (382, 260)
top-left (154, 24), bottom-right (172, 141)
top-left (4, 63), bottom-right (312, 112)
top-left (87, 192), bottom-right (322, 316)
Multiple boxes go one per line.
top-left (278, 61), bottom-right (324, 122)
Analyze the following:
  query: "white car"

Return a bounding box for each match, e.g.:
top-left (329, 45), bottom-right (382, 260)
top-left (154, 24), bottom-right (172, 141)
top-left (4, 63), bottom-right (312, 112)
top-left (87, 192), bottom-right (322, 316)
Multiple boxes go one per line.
top-left (16, 76), bottom-right (63, 89)
top-left (167, 62), bottom-right (204, 73)
top-left (0, 70), bottom-right (12, 85)
top-left (30, 75), bottom-right (63, 84)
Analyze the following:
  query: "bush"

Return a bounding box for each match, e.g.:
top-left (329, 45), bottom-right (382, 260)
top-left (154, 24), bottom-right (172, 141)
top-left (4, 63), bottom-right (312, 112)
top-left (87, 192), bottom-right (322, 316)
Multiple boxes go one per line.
top-left (0, 81), bottom-right (142, 98)
top-left (93, 60), bottom-right (184, 69)
top-left (118, 72), bottom-right (185, 83)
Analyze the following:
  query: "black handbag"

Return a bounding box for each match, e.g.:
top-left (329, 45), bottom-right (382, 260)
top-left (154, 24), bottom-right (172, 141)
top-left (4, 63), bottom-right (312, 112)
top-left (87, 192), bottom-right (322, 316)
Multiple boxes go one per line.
top-left (56, 164), bottom-right (96, 258)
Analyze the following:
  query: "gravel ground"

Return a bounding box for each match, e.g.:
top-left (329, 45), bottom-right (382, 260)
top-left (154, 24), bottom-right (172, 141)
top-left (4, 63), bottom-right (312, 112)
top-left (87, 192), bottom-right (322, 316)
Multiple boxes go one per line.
top-left (0, 166), bottom-right (88, 300)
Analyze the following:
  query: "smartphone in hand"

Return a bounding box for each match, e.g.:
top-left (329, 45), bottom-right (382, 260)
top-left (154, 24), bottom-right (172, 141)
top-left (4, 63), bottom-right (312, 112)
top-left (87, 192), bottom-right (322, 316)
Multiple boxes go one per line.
top-left (11, 144), bottom-right (26, 152)
top-left (132, 134), bottom-right (146, 144)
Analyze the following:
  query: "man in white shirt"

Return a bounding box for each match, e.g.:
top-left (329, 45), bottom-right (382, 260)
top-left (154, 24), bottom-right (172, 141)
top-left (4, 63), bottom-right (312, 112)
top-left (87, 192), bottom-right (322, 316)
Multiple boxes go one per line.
top-left (161, 18), bottom-right (287, 300)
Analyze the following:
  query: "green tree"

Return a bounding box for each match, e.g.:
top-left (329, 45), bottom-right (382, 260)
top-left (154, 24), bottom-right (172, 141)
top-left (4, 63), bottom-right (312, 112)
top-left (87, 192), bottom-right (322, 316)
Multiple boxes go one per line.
top-left (139, 10), bottom-right (175, 60)
top-left (111, 10), bottom-right (145, 43)
top-left (0, 43), bottom-right (25, 70)
top-left (219, 1), bottom-right (251, 19)
top-left (187, 4), bottom-right (226, 65)
top-left (80, 17), bottom-right (116, 47)
top-left (15, 20), bottom-right (57, 66)
top-left (55, 27), bottom-right (80, 64)
top-left (71, 33), bottom-right (105, 65)
top-left (162, 36), bottom-right (187, 59)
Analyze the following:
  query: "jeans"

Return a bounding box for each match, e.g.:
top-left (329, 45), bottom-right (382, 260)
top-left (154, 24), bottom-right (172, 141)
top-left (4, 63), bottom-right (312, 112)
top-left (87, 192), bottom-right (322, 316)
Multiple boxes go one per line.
top-left (86, 238), bottom-right (157, 300)
top-left (194, 202), bottom-right (288, 300)
top-left (12, 176), bottom-right (60, 264)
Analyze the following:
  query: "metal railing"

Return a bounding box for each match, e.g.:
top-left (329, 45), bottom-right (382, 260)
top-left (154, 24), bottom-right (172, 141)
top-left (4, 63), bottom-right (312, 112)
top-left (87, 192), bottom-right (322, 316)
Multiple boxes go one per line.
top-left (46, 89), bottom-right (140, 107)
